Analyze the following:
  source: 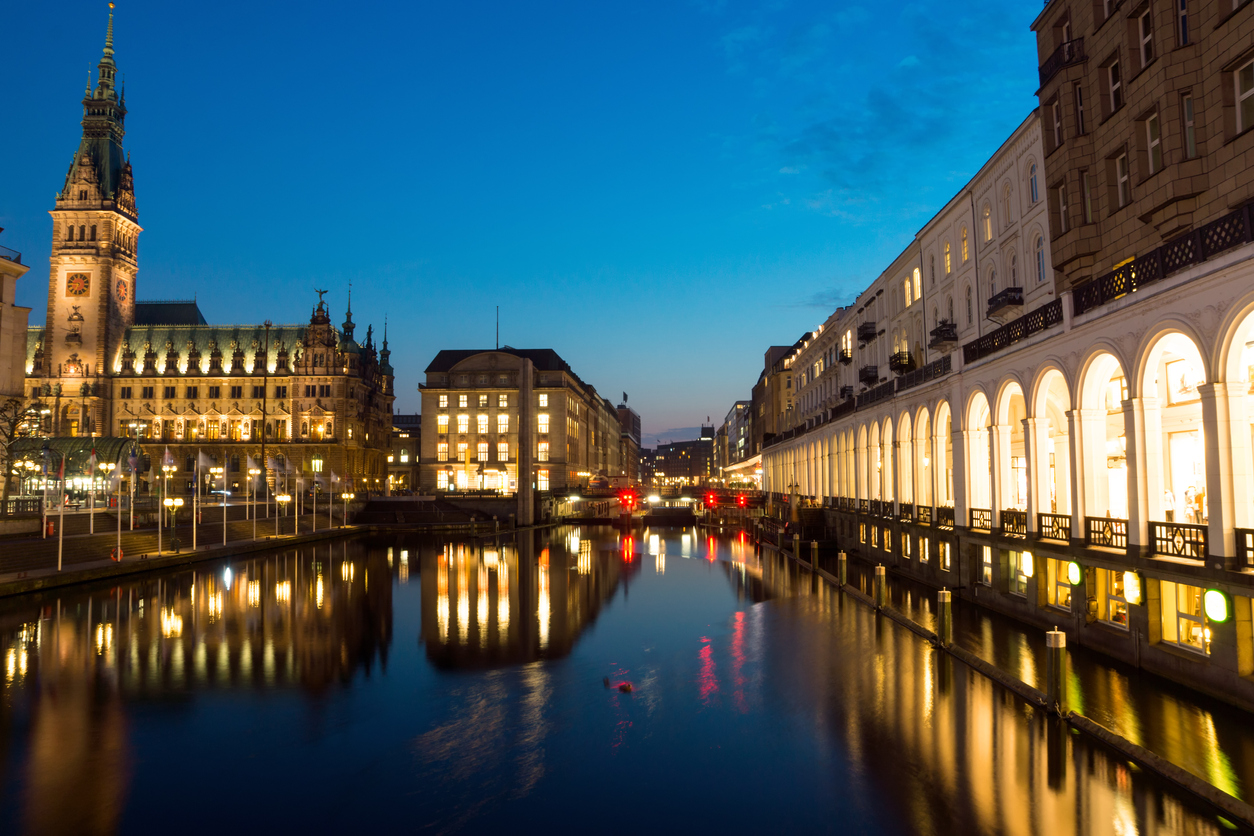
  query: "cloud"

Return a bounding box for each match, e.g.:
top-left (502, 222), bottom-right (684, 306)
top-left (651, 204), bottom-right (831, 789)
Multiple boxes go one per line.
top-left (778, 165), bottom-right (801, 174)
top-left (897, 54), bottom-right (920, 69)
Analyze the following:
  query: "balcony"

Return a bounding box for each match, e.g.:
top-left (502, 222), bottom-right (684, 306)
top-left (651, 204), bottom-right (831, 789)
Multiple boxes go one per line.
top-left (1150, 521), bottom-right (1207, 560)
top-left (838, 348), bottom-right (853, 365)
top-left (1038, 37), bottom-right (1085, 87)
top-left (857, 322), bottom-right (878, 344)
top-left (0, 244), bottom-right (21, 265)
top-left (839, 385), bottom-right (854, 399)
top-left (963, 299), bottom-right (1063, 364)
top-left (1085, 516), bottom-right (1127, 549)
top-left (888, 351), bottom-right (916, 374)
top-left (969, 508), bottom-right (992, 530)
top-left (1038, 512), bottom-right (1071, 542)
top-left (986, 287), bottom-right (1024, 324)
top-left (928, 320), bottom-right (958, 350)
top-left (1000, 509), bottom-right (1027, 537)
top-left (858, 365), bottom-right (879, 386)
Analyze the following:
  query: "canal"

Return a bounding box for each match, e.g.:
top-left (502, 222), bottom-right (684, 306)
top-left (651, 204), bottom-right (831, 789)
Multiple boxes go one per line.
top-left (0, 526), bottom-right (1245, 835)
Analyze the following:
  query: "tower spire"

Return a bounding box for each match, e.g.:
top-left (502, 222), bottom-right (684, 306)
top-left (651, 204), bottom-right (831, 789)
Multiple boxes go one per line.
top-left (341, 282), bottom-right (356, 339)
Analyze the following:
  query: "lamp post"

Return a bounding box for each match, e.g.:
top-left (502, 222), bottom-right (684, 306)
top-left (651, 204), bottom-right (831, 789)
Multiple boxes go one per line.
top-left (311, 454), bottom-right (322, 532)
top-left (248, 467), bottom-right (260, 541)
top-left (100, 461), bottom-right (117, 558)
top-left (261, 319), bottom-right (272, 523)
top-left (163, 497), bottom-right (184, 553)
top-left (210, 466), bottom-right (226, 546)
top-left (340, 492), bottom-right (354, 528)
top-left (276, 493), bottom-right (291, 535)
top-left (160, 462), bottom-right (176, 556)
top-left (787, 477), bottom-right (800, 524)
top-left (127, 421), bottom-right (143, 531)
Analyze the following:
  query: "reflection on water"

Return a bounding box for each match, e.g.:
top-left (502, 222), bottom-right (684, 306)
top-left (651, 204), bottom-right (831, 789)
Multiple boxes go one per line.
top-left (0, 529), bottom-right (1243, 835)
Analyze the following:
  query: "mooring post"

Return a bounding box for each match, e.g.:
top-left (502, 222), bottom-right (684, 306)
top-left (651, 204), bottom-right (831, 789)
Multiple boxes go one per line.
top-left (793, 533), bottom-right (801, 561)
top-left (810, 540), bottom-right (819, 569)
top-left (938, 588), bottom-right (953, 646)
top-left (874, 564), bottom-right (887, 609)
top-left (837, 550), bottom-right (847, 587)
top-left (1046, 628), bottom-right (1068, 715)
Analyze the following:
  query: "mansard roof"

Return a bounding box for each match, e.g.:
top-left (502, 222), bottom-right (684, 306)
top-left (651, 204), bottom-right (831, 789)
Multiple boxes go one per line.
top-left (424, 348), bottom-right (573, 375)
top-left (134, 300), bottom-right (207, 326)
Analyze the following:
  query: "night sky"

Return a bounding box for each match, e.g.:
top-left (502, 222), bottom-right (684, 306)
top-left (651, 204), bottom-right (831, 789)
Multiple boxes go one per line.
top-left (2, 0), bottom-right (1043, 435)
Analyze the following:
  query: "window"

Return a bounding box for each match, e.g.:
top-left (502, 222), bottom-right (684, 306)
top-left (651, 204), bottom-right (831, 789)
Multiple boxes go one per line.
top-left (497, 413), bottom-right (509, 433)
top-left (438, 394), bottom-right (449, 408)
top-left (982, 203), bottom-right (992, 241)
top-left (1138, 9), bottom-right (1154, 68)
top-left (1108, 61), bottom-right (1123, 113)
top-left (1178, 0), bottom-right (1189, 45)
top-left (988, 267), bottom-right (997, 295)
top-left (1009, 550), bottom-right (1032, 596)
top-left (458, 394), bottom-right (468, 408)
top-left (455, 442), bottom-right (468, 462)
top-left (1052, 100), bottom-right (1063, 148)
top-left (1074, 83), bottom-right (1086, 135)
top-left (939, 540), bottom-right (951, 572)
top-left (981, 545), bottom-right (993, 585)
top-left (184, 386), bottom-right (198, 399)
top-left (1081, 171), bottom-right (1094, 223)
top-left (476, 441), bottom-right (489, 461)
top-left (944, 242), bottom-right (952, 274)
top-left (961, 227), bottom-right (969, 262)
top-left (1182, 94), bottom-right (1197, 158)
top-left (1046, 558), bottom-right (1073, 610)
top-left (208, 421), bottom-right (221, 440)
top-left (120, 386), bottom-right (132, 399)
top-left (1238, 59), bottom-right (1254, 134)
top-left (437, 415), bottom-right (449, 434)
top-left (1009, 254), bottom-right (1017, 286)
top-left (275, 385), bottom-right (287, 398)
top-left (1029, 164), bottom-right (1038, 203)
top-left (163, 385), bottom-right (176, 399)
top-left (477, 414), bottom-right (489, 434)
top-left (913, 267), bottom-right (921, 300)
top-left (399, 449), bottom-right (409, 463)
top-left (538, 470), bottom-right (549, 491)
top-left (538, 413), bottom-right (550, 433)
top-left (229, 385), bottom-right (243, 399)
top-left (1116, 152), bottom-right (1130, 207)
top-left (456, 414), bottom-right (469, 433)
top-left (1035, 236), bottom-right (1046, 283)
top-left (538, 393), bottom-right (549, 408)
top-left (319, 384), bottom-right (332, 397)
top-left (1057, 183), bottom-right (1069, 234)
top-left (965, 286), bottom-right (973, 324)
top-left (538, 441), bottom-right (550, 461)
top-left (497, 394), bottom-right (508, 408)
top-left (90, 225), bottom-right (96, 241)
top-left (304, 384), bottom-right (315, 397)
top-left (930, 255), bottom-right (936, 285)
top-left (437, 470), bottom-right (449, 490)
top-left (251, 385), bottom-right (264, 398)
top-left (948, 297), bottom-right (954, 322)
top-left (1145, 113), bottom-right (1163, 175)
top-left (478, 394), bottom-right (488, 408)
top-left (1102, 568), bottom-right (1133, 627)
top-left (141, 386), bottom-right (155, 400)
top-left (205, 385), bottom-right (220, 399)
top-left (1003, 184), bottom-right (1013, 227)
top-left (79, 225), bottom-right (86, 241)
top-left (1160, 580), bottom-right (1210, 654)
top-left (497, 441), bottom-right (509, 461)
top-left (437, 441), bottom-right (449, 461)
top-left (904, 278), bottom-right (913, 306)
top-left (919, 536), bottom-right (930, 564)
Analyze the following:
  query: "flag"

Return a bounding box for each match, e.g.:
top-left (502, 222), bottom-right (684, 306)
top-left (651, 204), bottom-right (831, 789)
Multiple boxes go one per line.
top-left (197, 450), bottom-right (215, 470)
top-left (109, 458), bottom-right (123, 490)
top-left (266, 455), bottom-right (278, 472)
top-left (163, 446), bottom-right (175, 467)
top-left (128, 447), bottom-right (138, 474)
top-left (57, 455), bottom-right (65, 480)
top-left (246, 454), bottom-right (258, 474)
top-left (89, 447), bottom-right (98, 472)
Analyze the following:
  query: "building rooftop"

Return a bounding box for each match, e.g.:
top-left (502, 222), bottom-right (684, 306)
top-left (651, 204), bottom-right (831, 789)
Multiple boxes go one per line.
top-left (134, 300), bottom-right (207, 326)
top-left (424, 347), bottom-right (573, 375)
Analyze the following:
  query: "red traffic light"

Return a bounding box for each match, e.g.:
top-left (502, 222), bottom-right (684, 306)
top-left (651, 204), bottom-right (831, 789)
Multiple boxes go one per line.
top-left (737, 494), bottom-right (747, 507)
top-left (618, 490), bottom-right (638, 509)
top-left (705, 492), bottom-right (717, 506)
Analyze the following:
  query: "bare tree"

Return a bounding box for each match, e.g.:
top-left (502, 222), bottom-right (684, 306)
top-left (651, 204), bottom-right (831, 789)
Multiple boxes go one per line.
top-left (0, 397), bottom-right (39, 510)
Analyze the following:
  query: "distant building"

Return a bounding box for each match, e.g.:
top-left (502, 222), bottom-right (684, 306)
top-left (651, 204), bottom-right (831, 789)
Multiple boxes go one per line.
top-left (418, 348), bottom-right (623, 494)
top-left (653, 432), bottom-right (714, 487)
top-left (639, 448), bottom-right (657, 486)
top-left (389, 413), bottom-right (420, 492)
top-left (616, 403), bottom-right (641, 482)
top-left (0, 231), bottom-right (31, 399)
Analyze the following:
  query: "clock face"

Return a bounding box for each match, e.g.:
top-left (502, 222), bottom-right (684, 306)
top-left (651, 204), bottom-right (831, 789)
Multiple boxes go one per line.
top-left (115, 279), bottom-right (128, 303)
top-left (66, 273), bottom-right (90, 296)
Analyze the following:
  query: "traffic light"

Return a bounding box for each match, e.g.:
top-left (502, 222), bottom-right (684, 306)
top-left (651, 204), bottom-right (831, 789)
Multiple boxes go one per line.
top-left (737, 494), bottom-right (747, 508)
top-left (619, 489), bottom-right (638, 510)
top-left (705, 492), bottom-right (717, 507)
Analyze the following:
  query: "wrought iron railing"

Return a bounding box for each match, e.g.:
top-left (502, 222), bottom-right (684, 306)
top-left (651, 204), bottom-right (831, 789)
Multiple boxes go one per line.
top-left (1038, 37), bottom-right (1086, 86)
top-left (838, 349), bottom-right (853, 365)
top-left (859, 365), bottom-right (880, 385)
top-left (963, 299), bottom-right (1064, 364)
top-left (0, 498), bottom-right (40, 516)
top-left (857, 322), bottom-right (878, 343)
top-left (986, 287), bottom-right (1024, 318)
top-left (858, 498), bottom-right (869, 513)
top-left (1150, 521), bottom-right (1207, 560)
top-left (1001, 509), bottom-right (1027, 537)
top-left (937, 506), bottom-right (955, 529)
top-left (1086, 516), bottom-right (1128, 548)
top-left (928, 320), bottom-right (958, 348)
top-left (840, 385), bottom-right (854, 399)
top-left (1072, 204), bottom-right (1254, 316)
top-left (917, 505), bottom-right (932, 526)
top-left (896, 355), bottom-right (952, 393)
top-left (1038, 512), bottom-right (1071, 542)
top-left (970, 508), bottom-right (992, 530)
top-left (889, 351), bottom-right (916, 373)
top-left (870, 499), bottom-right (885, 517)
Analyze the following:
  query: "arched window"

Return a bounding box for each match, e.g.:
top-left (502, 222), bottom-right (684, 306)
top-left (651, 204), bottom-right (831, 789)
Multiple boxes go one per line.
top-left (944, 242), bottom-right (952, 274)
top-left (982, 204), bottom-right (992, 241)
top-left (66, 225), bottom-right (73, 242)
top-left (904, 279), bottom-right (912, 307)
top-left (930, 255), bottom-right (936, 285)
top-left (912, 267), bottom-right (921, 301)
top-left (961, 227), bottom-right (969, 261)
top-left (1010, 253), bottom-right (1018, 285)
top-left (933, 306), bottom-right (939, 327)
top-left (965, 286), bottom-right (973, 324)
top-left (988, 267), bottom-right (997, 295)
top-left (79, 225), bottom-right (86, 240)
top-left (1002, 184), bottom-right (1012, 226)
top-left (1035, 235), bottom-right (1046, 283)
top-left (1029, 164), bottom-right (1039, 203)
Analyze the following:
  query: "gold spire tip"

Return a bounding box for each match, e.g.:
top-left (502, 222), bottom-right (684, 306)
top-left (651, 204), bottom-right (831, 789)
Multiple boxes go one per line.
top-left (109, 3), bottom-right (115, 9)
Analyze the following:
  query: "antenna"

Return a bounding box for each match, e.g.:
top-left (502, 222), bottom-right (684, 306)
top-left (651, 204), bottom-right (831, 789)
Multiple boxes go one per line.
top-left (496, 306), bottom-right (499, 349)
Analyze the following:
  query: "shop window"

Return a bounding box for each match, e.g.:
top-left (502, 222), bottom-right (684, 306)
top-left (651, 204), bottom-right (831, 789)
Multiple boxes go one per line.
top-left (1101, 568), bottom-right (1139, 628)
top-left (903, 533), bottom-right (912, 559)
top-left (1160, 580), bottom-right (1210, 654)
top-left (1046, 558), bottom-right (1073, 610)
top-left (981, 546), bottom-right (993, 585)
top-left (939, 540), bottom-right (951, 571)
top-left (538, 469), bottom-right (550, 491)
top-left (1009, 550), bottom-right (1032, 596)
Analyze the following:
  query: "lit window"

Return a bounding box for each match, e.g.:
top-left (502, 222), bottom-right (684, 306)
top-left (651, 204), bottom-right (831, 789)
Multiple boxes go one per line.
top-left (437, 442), bottom-right (449, 462)
top-left (960, 228), bottom-right (968, 262)
top-left (538, 393), bottom-right (548, 407)
top-left (497, 414), bottom-right (509, 433)
top-left (387, 454), bottom-right (394, 462)
top-left (478, 394), bottom-right (488, 408)
top-left (437, 415), bottom-right (449, 434)
top-left (1103, 568), bottom-right (1132, 626)
top-left (919, 536), bottom-right (929, 564)
top-left (437, 470), bottom-right (449, 490)
top-left (939, 541), bottom-right (951, 571)
top-left (538, 442), bottom-right (550, 462)
top-left (1010, 550), bottom-right (1032, 596)
top-left (498, 394), bottom-right (508, 407)
top-left (458, 394), bottom-right (468, 408)
top-left (438, 394), bottom-right (448, 408)
top-left (1238, 59), bottom-right (1254, 134)
top-left (477, 414), bottom-right (489, 433)
top-left (981, 545), bottom-right (992, 585)
top-left (904, 278), bottom-right (912, 307)
top-left (498, 441), bottom-right (509, 461)
top-left (457, 414), bottom-right (469, 433)
top-left (1138, 9), bottom-right (1153, 68)
top-left (400, 450), bottom-right (409, 463)
top-left (1182, 94), bottom-right (1196, 158)
top-left (1046, 559), bottom-right (1072, 610)
top-left (456, 442), bottom-right (468, 462)
top-left (477, 441), bottom-right (489, 461)
top-left (538, 469), bottom-right (549, 491)
top-left (538, 413), bottom-right (550, 434)
top-left (1160, 580), bottom-right (1210, 654)
top-left (1146, 113), bottom-right (1162, 174)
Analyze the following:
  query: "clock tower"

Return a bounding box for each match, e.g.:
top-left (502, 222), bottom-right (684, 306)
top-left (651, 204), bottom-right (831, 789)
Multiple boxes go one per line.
top-left (40, 5), bottom-right (139, 432)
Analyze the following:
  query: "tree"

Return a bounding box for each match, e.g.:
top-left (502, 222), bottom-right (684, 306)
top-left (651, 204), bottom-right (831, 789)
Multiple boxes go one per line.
top-left (0, 397), bottom-right (40, 510)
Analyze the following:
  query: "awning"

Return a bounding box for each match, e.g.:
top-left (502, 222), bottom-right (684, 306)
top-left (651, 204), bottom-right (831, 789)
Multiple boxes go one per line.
top-left (10, 437), bottom-right (140, 478)
top-left (722, 453), bottom-right (762, 474)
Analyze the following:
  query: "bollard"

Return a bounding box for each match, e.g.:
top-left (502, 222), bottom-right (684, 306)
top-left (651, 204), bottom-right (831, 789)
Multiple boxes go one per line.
top-left (1045, 628), bottom-right (1068, 715)
top-left (793, 533), bottom-right (801, 561)
top-left (874, 564), bottom-right (887, 609)
top-left (937, 588), bottom-right (953, 646)
top-left (837, 551), bottom-right (847, 587)
top-left (811, 540), bottom-right (819, 569)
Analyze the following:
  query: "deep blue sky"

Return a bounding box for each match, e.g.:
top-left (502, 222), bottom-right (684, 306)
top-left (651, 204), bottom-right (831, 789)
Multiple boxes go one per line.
top-left (2, 0), bottom-right (1043, 434)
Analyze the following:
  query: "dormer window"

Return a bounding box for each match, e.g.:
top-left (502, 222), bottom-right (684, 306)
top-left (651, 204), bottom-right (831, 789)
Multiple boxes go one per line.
top-left (79, 190), bottom-right (87, 201)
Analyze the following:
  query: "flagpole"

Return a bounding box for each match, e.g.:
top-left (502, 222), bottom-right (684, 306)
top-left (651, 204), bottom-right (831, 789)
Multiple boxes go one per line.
top-left (222, 462), bottom-right (227, 547)
top-left (41, 448), bottom-right (48, 540)
top-left (57, 455), bottom-right (64, 571)
top-left (90, 449), bottom-right (96, 535)
top-left (158, 467), bottom-right (164, 556)
top-left (193, 450), bottom-right (199, 551)
top-left (116, 462), bottom-right (122, 559)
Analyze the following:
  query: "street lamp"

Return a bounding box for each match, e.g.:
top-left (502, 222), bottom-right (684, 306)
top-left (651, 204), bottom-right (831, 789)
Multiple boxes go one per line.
top-left (163, 497), bottom-right (184, 553)
top-left (311, 455), bottom-right (323, 532)
top-left (276, 493), bottom-right (291, 536)
top-left (160, 461), bottom-right (176, 554)
top-left (209, 466), bottom-right (226, 546)
top-left (99, 461), bottom-right (119, 558)
top-left (127, 421), bottom-right (143, 531)
top-left (340, 491), bottom-right (354, 528)
top-left (248, 467), bottom-right (260, 541)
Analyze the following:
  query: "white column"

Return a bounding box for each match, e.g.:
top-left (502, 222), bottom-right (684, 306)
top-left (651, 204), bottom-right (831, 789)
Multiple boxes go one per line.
top-left (952, 428), bottom-right (969, 522)
top-left (1123, 396), bottom-right (1161, 551)
top-left (1024, 417), bottom-right (1051, 535)
top-left (1068, 408), bottom-right (1106, 538)
top-left (990, 424), bottom-right (1011, 525)
top-left (1200, 383), bottom-right (1238, 567)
